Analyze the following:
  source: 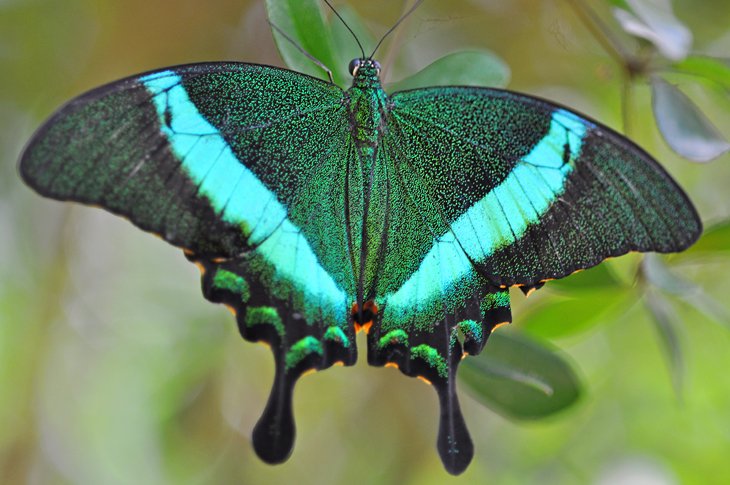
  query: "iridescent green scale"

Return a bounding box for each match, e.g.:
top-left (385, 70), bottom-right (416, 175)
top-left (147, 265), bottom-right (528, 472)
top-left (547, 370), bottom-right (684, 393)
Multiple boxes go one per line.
top-left (19, 56), bottom-right (701, 474)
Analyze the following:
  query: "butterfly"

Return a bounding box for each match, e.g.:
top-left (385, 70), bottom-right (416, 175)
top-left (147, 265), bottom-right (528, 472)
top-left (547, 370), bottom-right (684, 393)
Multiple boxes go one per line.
top-left (18, 7), bottom-right (701, 476)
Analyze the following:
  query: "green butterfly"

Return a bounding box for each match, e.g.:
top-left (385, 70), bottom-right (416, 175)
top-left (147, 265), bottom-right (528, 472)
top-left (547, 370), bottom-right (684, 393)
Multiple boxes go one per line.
top-left (19, 11), bottom-right (701, 476)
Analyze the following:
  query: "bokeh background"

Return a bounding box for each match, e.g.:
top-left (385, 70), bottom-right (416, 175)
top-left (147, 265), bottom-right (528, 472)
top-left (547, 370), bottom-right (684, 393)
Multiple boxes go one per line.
top-left (2, 0), bottom-right (730, 483)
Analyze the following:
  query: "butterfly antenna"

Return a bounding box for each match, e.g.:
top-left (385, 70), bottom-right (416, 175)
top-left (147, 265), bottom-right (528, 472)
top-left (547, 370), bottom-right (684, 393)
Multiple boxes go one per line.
top-left (322, 0), bottom-right (366, 59)
top-left (369, 0), bottom-right (424, 59)
top-left (267, 20), bottom-right (335, 84)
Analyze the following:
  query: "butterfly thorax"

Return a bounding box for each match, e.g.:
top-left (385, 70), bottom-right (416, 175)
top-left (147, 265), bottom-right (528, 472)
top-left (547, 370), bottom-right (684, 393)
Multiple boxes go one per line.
top-left (343, 59), bottom-right (391, 312)
top-left (346, 61), bottom-right (388, 147)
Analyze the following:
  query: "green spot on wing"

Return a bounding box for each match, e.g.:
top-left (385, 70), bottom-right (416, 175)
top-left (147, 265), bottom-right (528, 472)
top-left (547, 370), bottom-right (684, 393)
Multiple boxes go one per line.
top-left (482, 290), bottom-right (510, 312)
top-left (245, 306), bottom-right (285, 337)
top-left (323, 326), bottom-right (350, 347)
top-left (377, 329), bottom-right (409, 349)
top-left (286, 336), bottom-right (324, 370)
top-left (213, 269), bottom-right (250, 302)
top-left (411, 344), bottom-right (448, 379)
top-left (450, 320), bottom-right (484, 349)
top-left (458, 320), bottom-right (484, 343)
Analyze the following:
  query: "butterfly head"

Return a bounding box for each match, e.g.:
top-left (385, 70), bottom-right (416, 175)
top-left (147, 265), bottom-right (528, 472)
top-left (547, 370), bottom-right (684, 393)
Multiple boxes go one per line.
top-left (348, 58), bottom-right (381, 78)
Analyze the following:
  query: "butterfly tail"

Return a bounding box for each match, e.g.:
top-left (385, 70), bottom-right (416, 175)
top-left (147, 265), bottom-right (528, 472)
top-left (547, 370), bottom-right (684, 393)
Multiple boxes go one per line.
top-left (252, 359), bottom-right (296, 463)
top-left (435, 350), bottom-right (473, 475)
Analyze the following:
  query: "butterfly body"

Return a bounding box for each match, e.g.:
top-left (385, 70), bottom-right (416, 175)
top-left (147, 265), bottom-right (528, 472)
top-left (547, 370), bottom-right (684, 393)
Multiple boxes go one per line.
top-left (20, 53), bottom-right (701, 474)
top-left (343, 61), bottom-right (390, 309)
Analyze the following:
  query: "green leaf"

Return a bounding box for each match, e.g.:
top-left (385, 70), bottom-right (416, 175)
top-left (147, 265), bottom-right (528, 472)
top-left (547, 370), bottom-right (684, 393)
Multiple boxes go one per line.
top-left (651, 77), bottom-right (730, 162)
top-left (612, 0), bottom-right (692, 61)
top-left (459, 331), bottom-right (581, 420)
top-left (520, 289), bottom-right (632, 339)
top-left (644, 290), bottom-right (684, 396)
top-left (607, 0), bottom-right (630, 8)
top-left (390, 50), bottom-right (510, 92)
top-left (547, 262), bottom-right (624, 292)
top-left (673, 56), bottom-right (730, 89)
top-left (265, 0), bottom-right (346, 86)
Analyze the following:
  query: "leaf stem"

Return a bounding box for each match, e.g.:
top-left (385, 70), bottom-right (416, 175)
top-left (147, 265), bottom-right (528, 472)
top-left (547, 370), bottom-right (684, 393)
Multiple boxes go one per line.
top-left (565, 0), bottom-right (648, 135)
top-left (564, 0), bottom-right (632, 68)
top-left (622, 74), bottom-right (633, 135)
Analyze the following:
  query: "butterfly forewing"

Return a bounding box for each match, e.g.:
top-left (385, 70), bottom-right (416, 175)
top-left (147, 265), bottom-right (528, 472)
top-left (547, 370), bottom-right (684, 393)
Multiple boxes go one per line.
top-left (386, 86), bottom-right (702, 287)
top-left (20, 63), bottom-right (352, 264)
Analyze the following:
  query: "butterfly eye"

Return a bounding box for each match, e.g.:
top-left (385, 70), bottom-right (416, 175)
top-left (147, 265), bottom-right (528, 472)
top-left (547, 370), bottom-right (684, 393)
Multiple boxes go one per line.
top-left (348, 59), bottom-right (361, 76)
top-left (373, 60), bottom-right (382, 75)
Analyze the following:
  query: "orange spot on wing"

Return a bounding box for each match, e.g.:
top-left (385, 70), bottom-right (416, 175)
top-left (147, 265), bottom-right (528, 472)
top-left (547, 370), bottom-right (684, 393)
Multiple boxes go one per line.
top-left (351, 300), bottom-right (378, 334)
top-left (301, 368), bottom-right (318, 378)
top-left (354, 322), bottom-right (373, 334)
top-left (416, 376), bottom-right (432, 386)
top-left (385, 362), bottom-right (399, 370)
top-left (223, 304), bottom-right (237, 316)
top-left (493, 321), bottom-right (510, 331)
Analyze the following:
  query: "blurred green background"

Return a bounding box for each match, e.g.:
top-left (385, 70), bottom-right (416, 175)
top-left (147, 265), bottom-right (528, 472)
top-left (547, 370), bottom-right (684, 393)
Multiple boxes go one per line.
top-left (2, 0), bottom-right (730, 483)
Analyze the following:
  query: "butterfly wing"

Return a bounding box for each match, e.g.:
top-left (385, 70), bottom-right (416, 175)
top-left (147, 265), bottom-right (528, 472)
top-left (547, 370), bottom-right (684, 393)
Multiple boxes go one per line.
top-left (20, 62), bottom-right (359, 462)
top-left (386, 86), bottom-right (701, 287)
top-left (366, 86), bottom-right (701, 474)
top-left (21, 63), bottom-right (351, 260)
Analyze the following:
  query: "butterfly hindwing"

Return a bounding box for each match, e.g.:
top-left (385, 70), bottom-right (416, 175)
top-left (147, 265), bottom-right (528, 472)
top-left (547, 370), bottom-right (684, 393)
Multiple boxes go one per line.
top-left (194, 255), bottom-right (356, 463)
top-left (350, 128), bottom-right (516, 473)
top-left (368, 280), bottom-right (513, 473)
